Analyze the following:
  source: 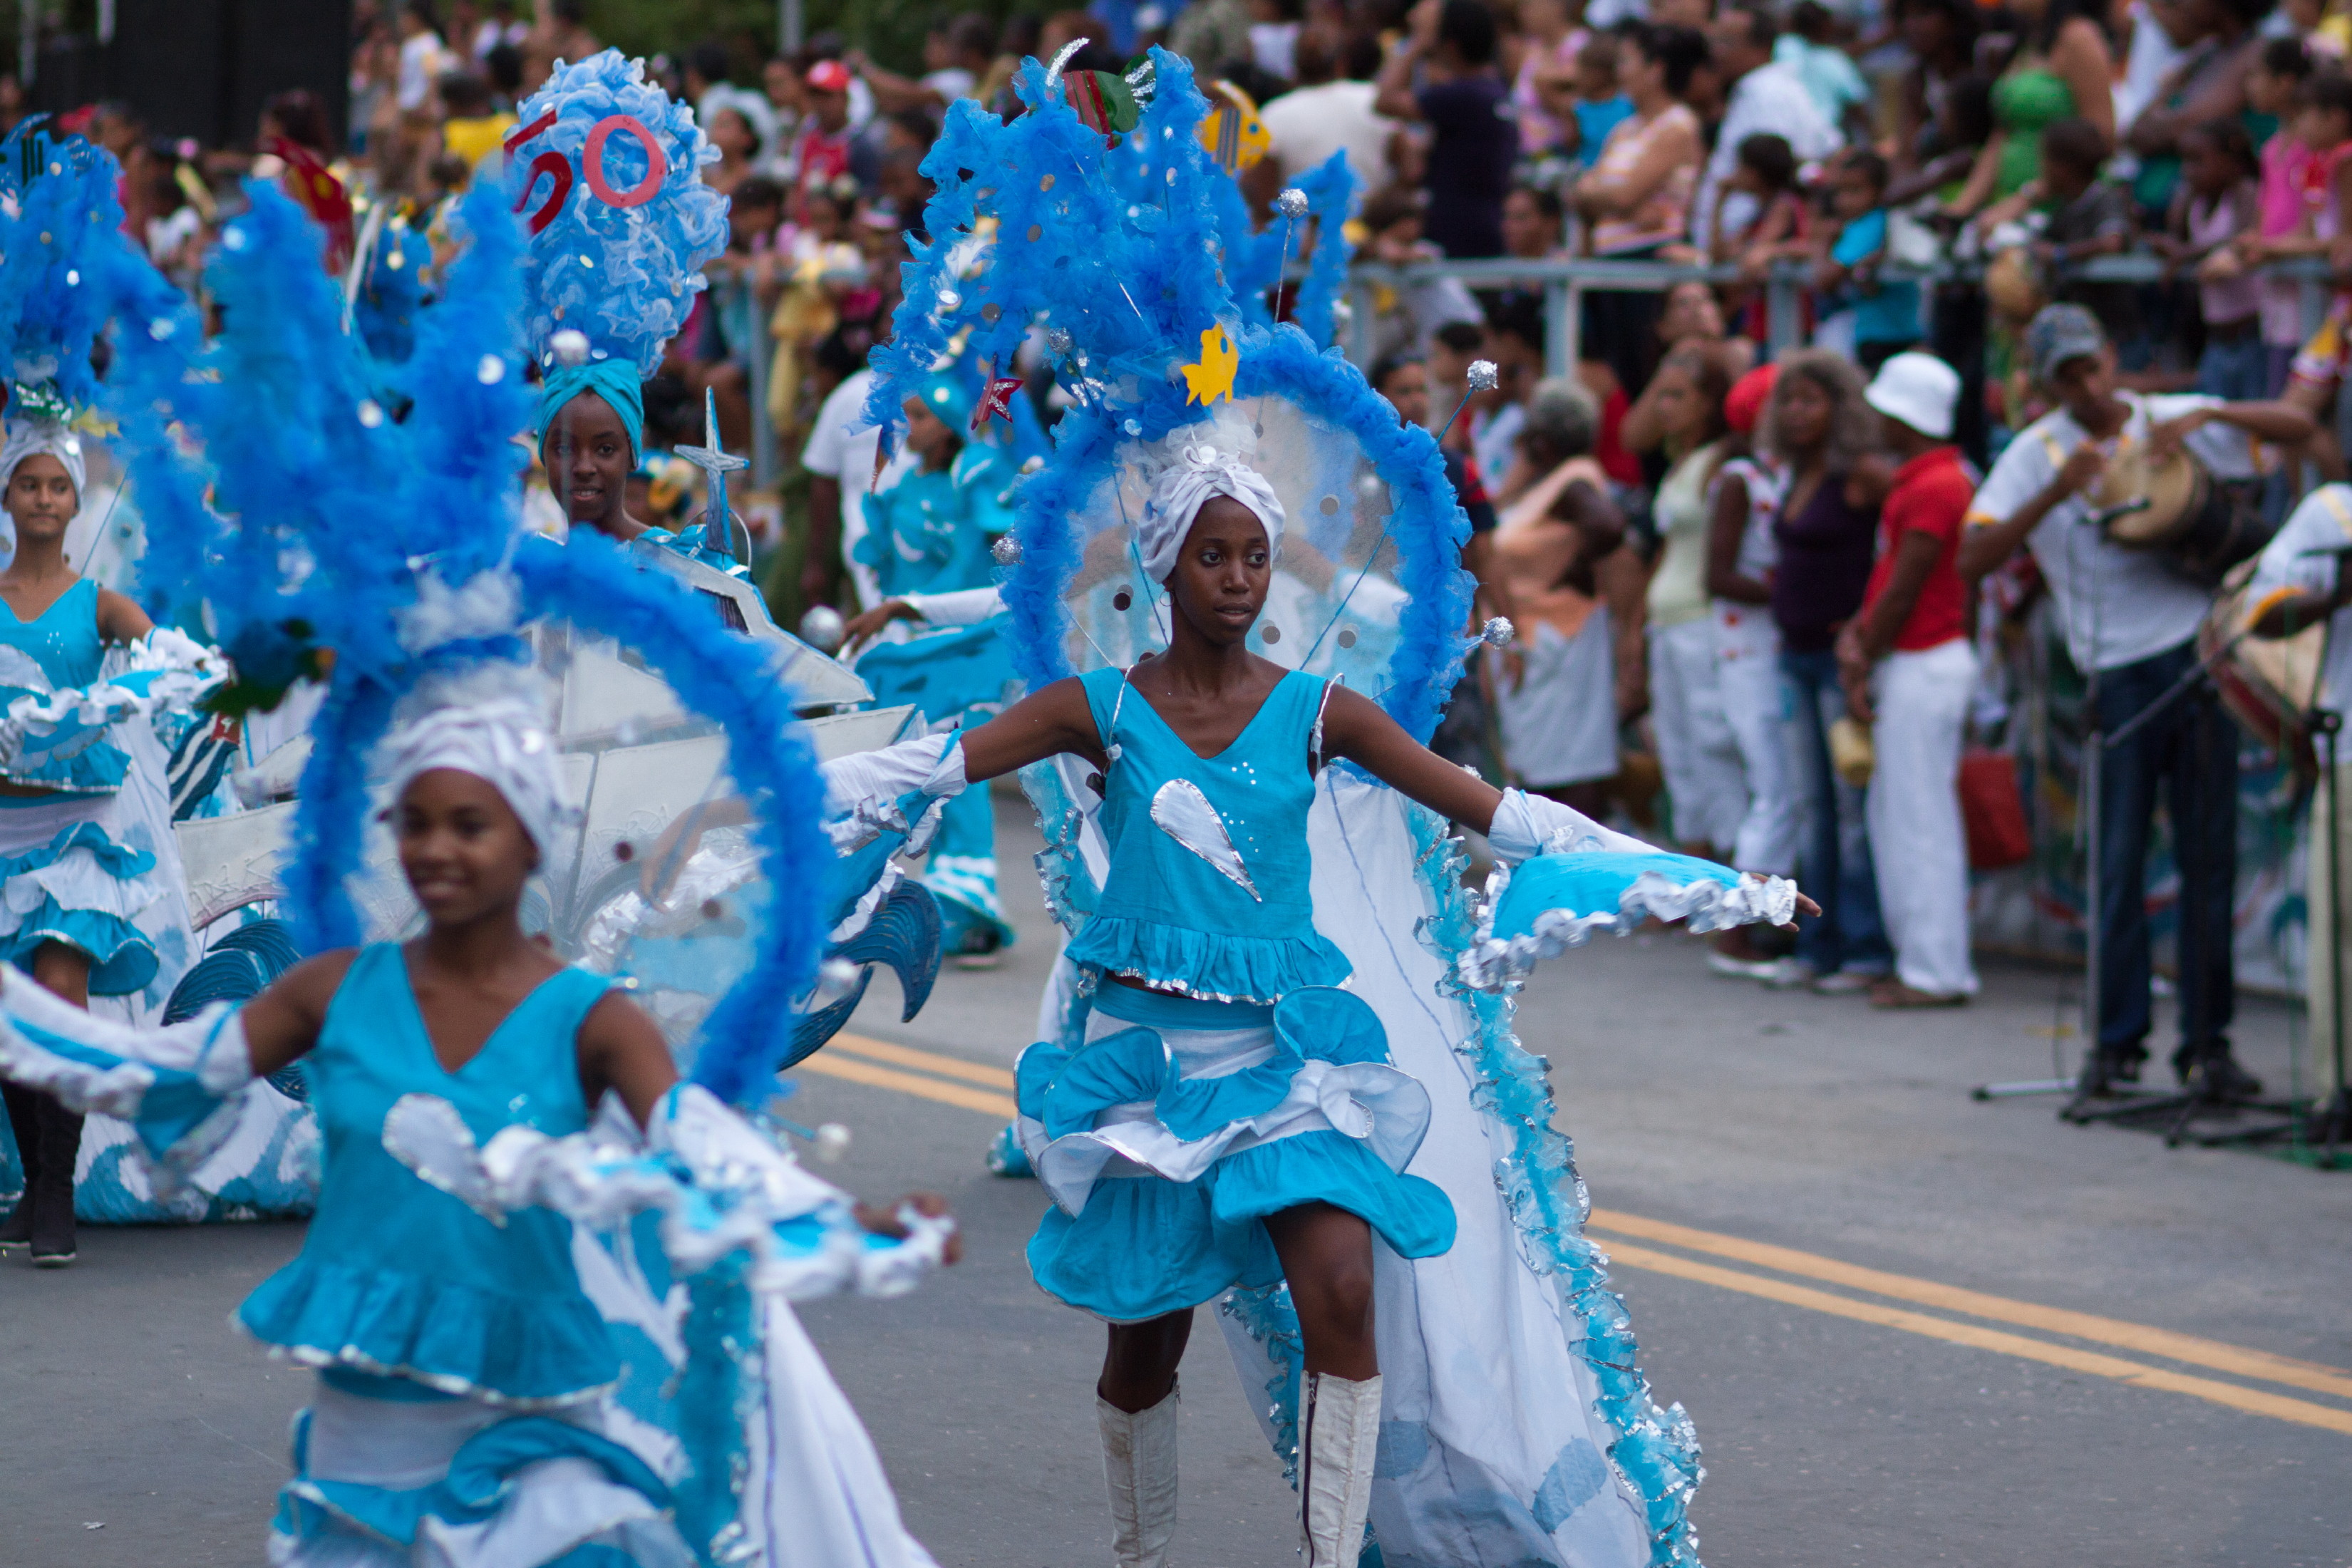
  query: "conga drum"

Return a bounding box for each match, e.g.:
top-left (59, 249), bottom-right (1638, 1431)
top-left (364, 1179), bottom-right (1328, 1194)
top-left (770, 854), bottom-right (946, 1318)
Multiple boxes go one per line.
top-left (2095, 440), bottom-right (2274, 587)
top-left (2201, 557), bottom-right (2327, 777)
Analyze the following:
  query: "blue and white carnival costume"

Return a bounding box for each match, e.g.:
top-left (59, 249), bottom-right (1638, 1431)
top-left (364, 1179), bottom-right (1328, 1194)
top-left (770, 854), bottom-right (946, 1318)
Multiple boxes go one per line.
top-left (1019, 665), bottom-right (1455, 1317)
top-left (833, 49), bottom-right (1800, 1568)
top-left (852, 372), bottom-right (1023, 956)
top-left (33, 140), bottom-right (958, 1563)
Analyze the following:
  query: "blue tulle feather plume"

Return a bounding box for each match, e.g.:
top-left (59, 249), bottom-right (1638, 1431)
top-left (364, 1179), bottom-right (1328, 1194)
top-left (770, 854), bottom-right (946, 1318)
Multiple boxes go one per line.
top-left (0, 122), bottom-right (132, 411)
top-left (511, 49), bottom-right (728, 376)
top-left (105, 179), bottom-right (529, 677)
top-left (867, 48), bottom-right (1467, 739)
top-left (1224, 149), bottom-right (1355, 349)
top-left (103, 176), bottom-right (832, 1114)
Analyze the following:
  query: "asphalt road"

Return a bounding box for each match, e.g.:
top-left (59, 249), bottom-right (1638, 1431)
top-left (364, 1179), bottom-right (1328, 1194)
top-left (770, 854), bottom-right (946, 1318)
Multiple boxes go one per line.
top-left (4, 791), bottom-right (2348, 1566)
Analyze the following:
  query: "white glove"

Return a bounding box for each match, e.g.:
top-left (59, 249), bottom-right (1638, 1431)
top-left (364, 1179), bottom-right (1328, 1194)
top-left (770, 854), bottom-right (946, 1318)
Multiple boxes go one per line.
top-left (1486, 787), bottom-right (1659, 864)
top-left (818, 730), bottom-right (968, 852)
top-left (900, 587), bottom-right (1004, 627)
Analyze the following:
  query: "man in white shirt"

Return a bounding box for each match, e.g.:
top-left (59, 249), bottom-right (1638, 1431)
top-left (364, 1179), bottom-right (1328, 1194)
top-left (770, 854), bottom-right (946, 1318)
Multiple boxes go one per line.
top-left (1259, 29), bottom-right (1396, 195)
top-left (1959, 304), bottom-right (2314, 1100)
top-left (1696, 8), bottom-right (1840, 249)
top-left (2246, 484), bottom-right (2352, 1130)
top-left (800, 354), bottom-right (911, 614)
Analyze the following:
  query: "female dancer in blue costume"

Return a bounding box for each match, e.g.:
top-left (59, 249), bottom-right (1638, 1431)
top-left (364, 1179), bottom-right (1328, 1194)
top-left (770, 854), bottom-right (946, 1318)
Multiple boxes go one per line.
top-left (848, 371), bottom-right (1021, 961)
top-left (1, 689), bottom-right (954, 1565)
top-left (820, 447), bottom-right (1814, 1566)
top-left (0, 423), bottom-right (180, 1267)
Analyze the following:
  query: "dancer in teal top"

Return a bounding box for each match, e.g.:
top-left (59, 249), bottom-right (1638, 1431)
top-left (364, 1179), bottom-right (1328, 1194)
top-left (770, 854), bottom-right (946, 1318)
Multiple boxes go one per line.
top-left (812, 440), bottom-right (1822, 1567)
top-left (0, 687), bottom-right (959, 1566)
top-left (0, 423), bottom-right (197, 1269)
top-left (854, 371), bottom-right (1023, 961)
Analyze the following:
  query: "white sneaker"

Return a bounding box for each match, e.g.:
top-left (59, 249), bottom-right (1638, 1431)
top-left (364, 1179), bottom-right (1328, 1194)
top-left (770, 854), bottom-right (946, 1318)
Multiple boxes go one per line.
top-left (1812, 969), bottom-right (1883, 996)
top-left (1705, 951), bottom-right (1781, 982)
top-left (1762, 956), bottom-right (1816, 989)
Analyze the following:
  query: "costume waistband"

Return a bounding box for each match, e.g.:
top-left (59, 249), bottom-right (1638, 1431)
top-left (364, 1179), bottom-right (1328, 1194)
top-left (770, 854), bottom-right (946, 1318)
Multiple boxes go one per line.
top-left (1092, 982), bottom-right (1274, 1033)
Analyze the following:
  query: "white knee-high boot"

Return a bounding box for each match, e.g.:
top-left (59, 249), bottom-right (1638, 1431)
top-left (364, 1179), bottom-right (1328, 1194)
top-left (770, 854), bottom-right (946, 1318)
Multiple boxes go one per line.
top-left (1098, 1382), bottom-right (1180, 1568)
top-left (1299, 1373), bottom-right (1381, 1567)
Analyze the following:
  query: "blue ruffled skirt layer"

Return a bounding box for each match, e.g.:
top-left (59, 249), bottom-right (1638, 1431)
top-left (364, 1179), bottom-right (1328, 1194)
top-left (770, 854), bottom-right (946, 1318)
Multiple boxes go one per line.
top-left (269, 1373), bottom-right (691, 1567)
top-left (0, 793), bottom-right (163, 996)
top-left (1016, 984), bottom-right (1455, 1322)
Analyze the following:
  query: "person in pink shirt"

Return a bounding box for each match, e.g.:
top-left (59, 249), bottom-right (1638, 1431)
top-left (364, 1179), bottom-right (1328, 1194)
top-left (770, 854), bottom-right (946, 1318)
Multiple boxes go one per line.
top-left (2244, 38), bottom-right (2315, 391)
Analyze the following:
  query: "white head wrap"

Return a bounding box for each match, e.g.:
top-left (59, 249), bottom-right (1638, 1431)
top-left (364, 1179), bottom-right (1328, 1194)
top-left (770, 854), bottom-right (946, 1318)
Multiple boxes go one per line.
top-left (1137, 443), bottom-right (1286, 584)
top-left (0, 420), bottom-right (87, 500)
top-left (376, 696), bottom-right (570, 853)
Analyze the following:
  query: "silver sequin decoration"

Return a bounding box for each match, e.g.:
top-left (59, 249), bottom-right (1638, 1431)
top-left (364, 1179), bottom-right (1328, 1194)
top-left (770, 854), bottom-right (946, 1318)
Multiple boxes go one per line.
top-left (991, 535), bottom-right (1023, 565)
top-left (1481, 617), bottom-right (1516, 647)
top-left (1465, 359), bottom-right (1500, 392)
top-left (1274, 187), bottom-right (1309, 220)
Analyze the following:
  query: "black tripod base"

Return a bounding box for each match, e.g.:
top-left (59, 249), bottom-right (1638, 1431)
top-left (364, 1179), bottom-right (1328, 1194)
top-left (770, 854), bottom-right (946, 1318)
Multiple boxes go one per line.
top-left (2061, 1061), bottom-right (2295, 1147)
top-left (2305, 1089), bottom-right (2352, 1167)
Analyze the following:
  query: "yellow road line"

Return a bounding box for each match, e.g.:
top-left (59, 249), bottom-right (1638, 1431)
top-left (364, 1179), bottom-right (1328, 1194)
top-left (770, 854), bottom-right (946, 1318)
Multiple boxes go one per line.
top-left (795, 1051), bottom-right (1018, 1119)
top-left (1600, 1240), bottom-right (2352, 1437)
top-left (1588, 1209), bottom-right (2352, 1403)
top-left (791, 1041), bottom-right (2352, 1432)
top-left (829, 1033), bottom-right (1018, 1089)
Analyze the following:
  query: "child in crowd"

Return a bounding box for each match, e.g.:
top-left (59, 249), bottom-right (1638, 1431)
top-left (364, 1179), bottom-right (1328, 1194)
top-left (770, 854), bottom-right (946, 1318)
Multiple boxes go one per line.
top-left (2247, 70), bottom-right (2352, 405)
top-left (2245, 37), bottom-right (2318, 391)
top-left (1547, 33), bottom-right (1632, 170)
top-left (1815, 151), bottom-right (1920, 371)
top-left (2157, 119), bottom-right (2266, 399)
top-left (1425, 319), bottom-right (1487, 454)
top-left (1703, 133), bottom-right (1808, 339)
top-left (1356, 183), bottom-right (1485, 385)
top-left (1709, 133), bottom-right (1807, 272)
top-left (1980, 118), bottom-right (2137, 351)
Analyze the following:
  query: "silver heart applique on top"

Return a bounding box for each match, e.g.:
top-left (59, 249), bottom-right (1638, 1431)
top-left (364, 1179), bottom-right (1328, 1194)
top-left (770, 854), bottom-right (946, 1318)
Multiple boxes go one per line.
top-left (1149, 778), bottom-right (1262, 902)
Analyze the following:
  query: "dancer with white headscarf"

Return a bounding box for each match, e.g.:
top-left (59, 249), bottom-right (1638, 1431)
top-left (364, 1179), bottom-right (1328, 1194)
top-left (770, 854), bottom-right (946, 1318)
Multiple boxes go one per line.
top-left (0, 415), bottom-right (218, 1267)
top-left (816, 444), bottom-right (1815, 1568)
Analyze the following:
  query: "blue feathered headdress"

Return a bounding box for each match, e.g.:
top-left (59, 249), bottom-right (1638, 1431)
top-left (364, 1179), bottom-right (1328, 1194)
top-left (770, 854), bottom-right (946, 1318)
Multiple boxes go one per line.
top-left (870, 48), bottom-right (1474, 743)
top-left (105, 180), bottom-right (830, 1113)
top-left (509, 49), bottom-right (730, 377)
top-left (0, 120), bottom-right (128, 417)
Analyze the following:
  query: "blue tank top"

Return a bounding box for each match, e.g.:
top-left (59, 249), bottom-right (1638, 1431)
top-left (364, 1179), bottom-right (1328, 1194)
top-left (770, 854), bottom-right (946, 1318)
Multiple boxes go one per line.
top-left (237, 944), bottom-right (620, 1405)
top-left (1063, 664), bottom-right (1351, 1004)
top-left (0, 579), bottom-right (125, 793)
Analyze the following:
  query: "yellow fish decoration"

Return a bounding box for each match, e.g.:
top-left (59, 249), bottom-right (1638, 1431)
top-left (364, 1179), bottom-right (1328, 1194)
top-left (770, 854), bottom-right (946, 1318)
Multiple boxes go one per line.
top-left (1181, 326), bottom-right (1239, 406)
top-left (1197, 81), bottom-right (1269, 172)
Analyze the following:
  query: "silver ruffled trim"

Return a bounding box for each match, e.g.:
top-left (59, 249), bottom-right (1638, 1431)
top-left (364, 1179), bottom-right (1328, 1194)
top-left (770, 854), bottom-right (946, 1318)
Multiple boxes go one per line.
top-left (1456, 860), bottom-right (1798, 993)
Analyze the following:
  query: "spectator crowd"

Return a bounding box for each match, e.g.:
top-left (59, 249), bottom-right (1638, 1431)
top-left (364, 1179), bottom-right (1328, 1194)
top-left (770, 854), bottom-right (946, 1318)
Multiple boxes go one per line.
top-left (17, 0), bottom-right (2348, 1080)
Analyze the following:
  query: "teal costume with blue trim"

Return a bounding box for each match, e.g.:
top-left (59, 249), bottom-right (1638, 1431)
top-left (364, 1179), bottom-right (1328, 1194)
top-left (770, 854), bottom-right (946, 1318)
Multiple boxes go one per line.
top-left (247, 943), bottom-right (684, 1559)
top-left (0, 579), bottom-right (167, 996)
top-left (241, 946), bottom-right (617, 1400)
top-left (1015, 666), bottom-right (1455, 1321)
top-left (855, 437), bottom-right (1021, 954)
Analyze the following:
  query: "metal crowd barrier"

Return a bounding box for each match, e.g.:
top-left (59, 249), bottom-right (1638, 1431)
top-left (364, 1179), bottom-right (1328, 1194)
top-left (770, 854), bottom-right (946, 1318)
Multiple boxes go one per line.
top-left (1342, 254), bottom-right (2341, 381)
top-left (715, 254), bottom-right (2337, 497)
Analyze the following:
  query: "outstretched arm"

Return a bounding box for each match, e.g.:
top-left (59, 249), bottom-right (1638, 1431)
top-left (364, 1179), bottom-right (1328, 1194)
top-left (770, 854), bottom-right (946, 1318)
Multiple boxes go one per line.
top-left (954, 674), bottom-right (1108, 783)
top-left (1320, 683), bottom-right (1505, 831)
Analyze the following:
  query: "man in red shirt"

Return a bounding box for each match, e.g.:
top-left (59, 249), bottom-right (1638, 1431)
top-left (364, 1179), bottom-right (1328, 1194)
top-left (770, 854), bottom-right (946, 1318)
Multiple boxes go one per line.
top-left (793, 60), bottom-right (857, 221)
top-left (1840, 352), bottom-right (1979, 1008)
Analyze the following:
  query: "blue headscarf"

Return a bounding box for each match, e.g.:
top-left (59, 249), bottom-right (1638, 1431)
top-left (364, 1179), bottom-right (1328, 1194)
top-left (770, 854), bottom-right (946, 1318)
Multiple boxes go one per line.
top-left (535, 360), bottom-right (645, 467)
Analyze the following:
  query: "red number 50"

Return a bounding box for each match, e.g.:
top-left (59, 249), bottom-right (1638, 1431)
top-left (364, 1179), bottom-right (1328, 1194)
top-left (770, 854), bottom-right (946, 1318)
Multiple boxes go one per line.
top-left (505, 111), bottom-right (667, 234)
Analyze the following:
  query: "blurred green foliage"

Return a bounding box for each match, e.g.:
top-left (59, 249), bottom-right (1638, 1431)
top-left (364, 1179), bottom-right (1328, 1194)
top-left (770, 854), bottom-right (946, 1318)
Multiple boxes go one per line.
top-left (582, 0), bottom-right (1061, 78)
